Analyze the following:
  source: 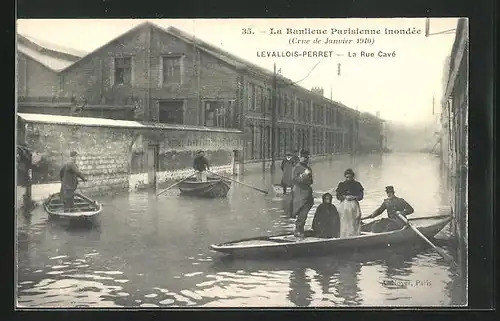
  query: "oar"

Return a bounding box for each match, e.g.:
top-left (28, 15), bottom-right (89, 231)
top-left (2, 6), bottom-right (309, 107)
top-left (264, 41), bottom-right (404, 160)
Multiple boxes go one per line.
top-left (156, 172), bottom-right (197, 196)
top-left (207, 171), bottom-right (269, 195)
top-left (396, 213), bottom-right (457, 268)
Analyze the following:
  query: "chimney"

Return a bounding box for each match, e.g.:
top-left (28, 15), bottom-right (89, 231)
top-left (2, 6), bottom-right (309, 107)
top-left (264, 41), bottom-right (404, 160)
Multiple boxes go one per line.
top-left (376, 111), bottom-right (380, 118)
top-left (311, 86), bottom-right (324, 97)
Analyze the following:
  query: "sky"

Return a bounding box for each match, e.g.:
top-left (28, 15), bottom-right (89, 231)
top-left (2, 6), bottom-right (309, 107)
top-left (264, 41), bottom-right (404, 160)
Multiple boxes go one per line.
top-left (16, 18), bottom-right (460, 124)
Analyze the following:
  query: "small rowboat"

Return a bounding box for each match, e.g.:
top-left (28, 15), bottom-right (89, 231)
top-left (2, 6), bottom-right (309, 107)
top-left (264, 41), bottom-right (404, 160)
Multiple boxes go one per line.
top-left (43, 192), bottom-right (103, 221)
top-left (210, 214), bottom-right (452, 258)
top-left (178, 177), bottom-right (231, 198)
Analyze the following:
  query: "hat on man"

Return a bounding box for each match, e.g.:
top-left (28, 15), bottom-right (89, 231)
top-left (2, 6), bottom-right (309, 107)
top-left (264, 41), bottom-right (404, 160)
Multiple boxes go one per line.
top-left (286, 152), bottom-right (293, 156)
top-left (344, 168), bottom-right (355, 177)
top-left (299, 149), bottom-right (310, 157)
top-left (385, 185), bottom-right (395, 193)
top-left (197, 150), bottom-right (204, 153)
top-left (70, 151), bottom-right (78, 157)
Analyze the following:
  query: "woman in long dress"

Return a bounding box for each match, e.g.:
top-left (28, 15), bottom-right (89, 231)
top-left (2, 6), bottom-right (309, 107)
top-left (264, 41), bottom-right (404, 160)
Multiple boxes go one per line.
top-left (335, 168), bottom-right (364, 238)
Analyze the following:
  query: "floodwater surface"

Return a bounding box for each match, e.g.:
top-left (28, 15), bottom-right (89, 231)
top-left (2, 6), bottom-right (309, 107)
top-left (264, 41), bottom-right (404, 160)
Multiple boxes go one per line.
top-left (16, 153), bottom-right (467, 308)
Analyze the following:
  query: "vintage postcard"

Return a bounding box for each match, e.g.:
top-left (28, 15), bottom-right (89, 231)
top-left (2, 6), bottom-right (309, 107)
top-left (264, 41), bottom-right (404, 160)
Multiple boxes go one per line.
top-left (15, 18), bottom-right (468, 308)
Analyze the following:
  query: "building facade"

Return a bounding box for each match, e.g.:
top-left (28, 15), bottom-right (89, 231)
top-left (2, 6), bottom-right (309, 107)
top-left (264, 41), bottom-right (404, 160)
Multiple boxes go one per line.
top-left (16, 22), bottom-right (383, 163)
top-left (440, 18), bottom-right (468, 245)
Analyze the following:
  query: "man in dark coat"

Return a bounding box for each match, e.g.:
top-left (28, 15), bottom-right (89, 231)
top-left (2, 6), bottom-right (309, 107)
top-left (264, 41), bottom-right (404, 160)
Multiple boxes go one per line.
top-left (312, 193), bottom-right (341, 238)
top-left (280, 152), bottom-right (296, 194)
top-left (292, 150), bottom-right (314, 238)
top-left (365, 186), bottom-right (415, 232)
top-left (292, 150), bottom-right (300, 165)
top-left (59, 151), bottom-right (87, 212)
top-left (193, 150), bottom-right (210, 182)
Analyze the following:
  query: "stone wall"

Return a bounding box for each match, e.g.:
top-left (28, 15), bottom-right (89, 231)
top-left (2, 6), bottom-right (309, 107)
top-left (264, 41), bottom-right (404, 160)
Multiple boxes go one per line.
top-left (17, 114), bottom-right (244, 205)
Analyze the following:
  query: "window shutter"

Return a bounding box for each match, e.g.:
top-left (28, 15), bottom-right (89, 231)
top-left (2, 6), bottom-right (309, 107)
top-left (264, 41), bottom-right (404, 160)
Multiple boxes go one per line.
top-left (180, 55), bottom-right (185, 85)
top-left (158, 56), bottom-right (163, 88)
top-left (110, 58), bottom-right (115, 86)
top-left (131, 56), bottom-right (135, 87)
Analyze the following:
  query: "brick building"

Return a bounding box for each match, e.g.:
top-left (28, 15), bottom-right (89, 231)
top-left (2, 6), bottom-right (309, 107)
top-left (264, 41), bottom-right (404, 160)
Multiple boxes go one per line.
top-left (16, 21), bottom-right (382, 161)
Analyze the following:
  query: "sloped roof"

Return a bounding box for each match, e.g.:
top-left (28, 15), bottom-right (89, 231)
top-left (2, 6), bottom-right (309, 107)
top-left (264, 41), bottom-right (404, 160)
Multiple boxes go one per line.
top-left (17, 44), bottom-right (76, 72)
top-left (16, 21), bottom-right (363, 116)
top-left (18, 113), bottom-right (242, 133)
top-left (18, 34), bottom-right (88, 58)
top-left (17, 34), bottom-right (85, 72)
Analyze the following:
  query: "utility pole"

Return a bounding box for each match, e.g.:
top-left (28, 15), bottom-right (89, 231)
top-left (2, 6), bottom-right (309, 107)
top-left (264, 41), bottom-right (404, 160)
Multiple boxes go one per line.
top-left (270, 63), bottom-right (277, 174)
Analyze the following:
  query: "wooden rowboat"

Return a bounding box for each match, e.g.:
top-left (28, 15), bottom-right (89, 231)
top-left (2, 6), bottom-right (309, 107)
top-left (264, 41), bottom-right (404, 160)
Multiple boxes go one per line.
top-left (178, 177), bottom-right (231, 198)
top-left (210, 214), bottom-right (452, 258)
top-left (43, 192), bottom-right (103, 220)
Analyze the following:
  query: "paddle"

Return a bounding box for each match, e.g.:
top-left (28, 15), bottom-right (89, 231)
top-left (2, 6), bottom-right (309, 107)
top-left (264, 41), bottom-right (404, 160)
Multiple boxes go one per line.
top-left (396, 213), bottom-right (457, 268)
top-left (207, 170), bottom-right (270, 195)
top-left (156, 172), bottom-right (197, 196)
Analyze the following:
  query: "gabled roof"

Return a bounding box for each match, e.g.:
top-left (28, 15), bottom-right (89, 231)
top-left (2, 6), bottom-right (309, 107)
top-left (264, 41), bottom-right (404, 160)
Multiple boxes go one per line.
top-left (18, 34), bottom-right (88, 59)
top-left (17, 34), bottom-right (85, 72)
top-left (17, 21), bottom-right (363, 116)
top-left (17, 44), bottom-right (77, 72)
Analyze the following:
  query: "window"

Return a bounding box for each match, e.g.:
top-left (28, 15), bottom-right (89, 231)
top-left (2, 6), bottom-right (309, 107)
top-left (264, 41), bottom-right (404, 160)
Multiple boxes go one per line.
top-left (161, 56), bottom-right (183, 85)
top-left (158, 100), bottom-right (184, 124)
top-left (284, 94), bottom-right (289, 117)
top-left (256, 86), bottom-right (263, 112)
top-left (266, 88), bottom-right (272, 113)
top-left (113, 57), bottom-right (132, 85)
top-left (205, 101), bottom-right (233, 128)
top-left (248, 83), bottom-right (255, 111)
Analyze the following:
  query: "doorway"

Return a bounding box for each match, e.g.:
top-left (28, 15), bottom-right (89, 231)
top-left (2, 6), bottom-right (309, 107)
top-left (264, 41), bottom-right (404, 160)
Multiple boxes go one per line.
top-left (147, 145), bottom-right (159, 188)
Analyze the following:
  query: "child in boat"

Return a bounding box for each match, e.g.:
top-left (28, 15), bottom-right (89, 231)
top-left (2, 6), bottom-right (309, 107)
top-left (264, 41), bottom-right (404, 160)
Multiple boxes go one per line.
top-left (312, 193), bottom-right (341, 238)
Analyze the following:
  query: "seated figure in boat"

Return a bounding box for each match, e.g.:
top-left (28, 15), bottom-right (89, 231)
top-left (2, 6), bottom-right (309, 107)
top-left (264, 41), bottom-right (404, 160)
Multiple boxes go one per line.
top-left (59, 151), bottom-right (87, 212)
top-left (365, 185), bottom-right (415, 232)
top-left (312, 193), bottom-right (341, 238)
top-left (335, 168), bottom-right (364, 238)
top-left (193, 150), bottom-right (210, 182)
top-left (280, 152), bottom-right (296, 195)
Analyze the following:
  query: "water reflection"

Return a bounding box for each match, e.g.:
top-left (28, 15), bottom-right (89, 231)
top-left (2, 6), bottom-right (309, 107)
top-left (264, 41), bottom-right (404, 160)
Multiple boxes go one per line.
top-left (288, 267), bottom-right (314, 307)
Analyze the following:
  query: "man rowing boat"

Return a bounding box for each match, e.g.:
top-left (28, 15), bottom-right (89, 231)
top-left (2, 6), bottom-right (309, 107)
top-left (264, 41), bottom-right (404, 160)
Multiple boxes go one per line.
top-left (193, 150), bottom-right (210, 182)
top-left (364, 185), bottom-right (414, 232)
top-left (292, 150), bottom-right (314, 239)
top-left (59, 151), bottom-right (87, 212)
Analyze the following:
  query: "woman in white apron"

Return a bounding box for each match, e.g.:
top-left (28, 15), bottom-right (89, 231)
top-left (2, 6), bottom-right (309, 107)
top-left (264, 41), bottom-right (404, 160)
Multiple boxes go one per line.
top-left (335, 168), bottom-right (365, 238)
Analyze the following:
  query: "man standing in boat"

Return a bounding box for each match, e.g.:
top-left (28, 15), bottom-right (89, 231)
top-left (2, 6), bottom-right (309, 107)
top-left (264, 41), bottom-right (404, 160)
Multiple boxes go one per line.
top-left (280, 152), bottom-right (296, 195)
top-left (364, 186), bottom-right (414, 232)
top-left (59, 151), bottom-right (87, 212)
top-left (193, 150), bottom-right (210, 182)
top-left (292, 150), bottom-right (314, 239)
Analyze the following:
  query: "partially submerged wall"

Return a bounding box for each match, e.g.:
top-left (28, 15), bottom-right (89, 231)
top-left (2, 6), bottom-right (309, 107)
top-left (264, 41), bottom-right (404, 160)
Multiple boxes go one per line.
top-left (16, 114), bottom-right (244, 204)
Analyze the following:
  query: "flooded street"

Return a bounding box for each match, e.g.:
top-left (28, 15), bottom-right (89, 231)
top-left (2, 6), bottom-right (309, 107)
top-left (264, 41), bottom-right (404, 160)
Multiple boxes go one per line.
top-left (16, 153), bottom-right (466, 308)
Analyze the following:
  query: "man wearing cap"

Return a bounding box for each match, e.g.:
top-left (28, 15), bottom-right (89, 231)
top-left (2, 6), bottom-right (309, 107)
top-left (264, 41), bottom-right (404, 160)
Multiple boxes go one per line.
top-left (59, 151), bottom-right (87, 212)
top-left (365, 186), bottom-right (415, 232)
top-left (193, 150), bottom-right (210, 182)
top-left (291, 150), bottom-right (314, 239)
top-left (280, 152), bottom-right (296, 195)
